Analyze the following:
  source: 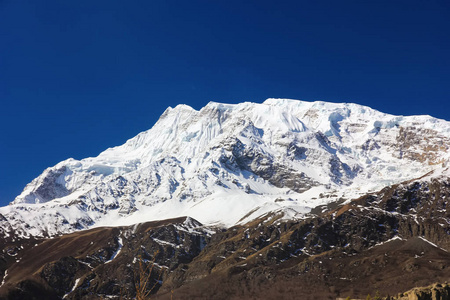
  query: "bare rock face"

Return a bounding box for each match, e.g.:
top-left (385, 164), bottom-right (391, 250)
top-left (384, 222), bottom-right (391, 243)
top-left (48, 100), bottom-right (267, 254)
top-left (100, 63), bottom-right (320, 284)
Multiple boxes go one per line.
top-left (395, 126), bottom-right (450, 165)
top-left (395, 283), bottom-right (450, 300)
top-left (40, 257), bottom-right (89, 296)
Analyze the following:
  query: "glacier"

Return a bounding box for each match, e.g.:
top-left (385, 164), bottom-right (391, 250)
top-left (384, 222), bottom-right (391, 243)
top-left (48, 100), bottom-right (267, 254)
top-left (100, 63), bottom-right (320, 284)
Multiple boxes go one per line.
top-left (1, 98), bottom-right (450, 238)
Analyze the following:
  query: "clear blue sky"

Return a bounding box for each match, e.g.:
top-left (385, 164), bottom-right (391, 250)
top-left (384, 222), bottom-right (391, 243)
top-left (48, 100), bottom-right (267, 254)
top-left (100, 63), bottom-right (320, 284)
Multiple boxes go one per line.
top-left (1, 0), bottom-right (449, 206)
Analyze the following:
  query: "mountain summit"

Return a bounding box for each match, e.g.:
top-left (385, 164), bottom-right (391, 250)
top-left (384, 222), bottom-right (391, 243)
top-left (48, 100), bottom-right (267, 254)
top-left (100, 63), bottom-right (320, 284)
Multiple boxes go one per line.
top-left (1, 99), bottom-right (449, 238)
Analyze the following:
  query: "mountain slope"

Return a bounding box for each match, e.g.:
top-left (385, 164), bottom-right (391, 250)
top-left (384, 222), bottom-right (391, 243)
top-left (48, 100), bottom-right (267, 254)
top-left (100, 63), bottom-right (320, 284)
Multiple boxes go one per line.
top-left (155, 174), bottom-right (450, 299)
top-left (0, 217), bottom-right (212, 299)
top-left (1, 174), bottom-right (449, 299)
top-left (1, 99), bottom-right (450, 239)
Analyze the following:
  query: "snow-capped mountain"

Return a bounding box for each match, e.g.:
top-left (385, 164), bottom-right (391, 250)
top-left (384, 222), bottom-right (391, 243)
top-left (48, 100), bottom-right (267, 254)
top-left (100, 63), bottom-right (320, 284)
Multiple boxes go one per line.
top-left (1, 98), bottom-right (450, 238)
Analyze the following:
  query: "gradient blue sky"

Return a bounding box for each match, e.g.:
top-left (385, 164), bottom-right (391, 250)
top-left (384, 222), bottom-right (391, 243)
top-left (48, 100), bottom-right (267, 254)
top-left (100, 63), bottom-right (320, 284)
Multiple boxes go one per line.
top-left (1, 0), bottom-right (449, 206)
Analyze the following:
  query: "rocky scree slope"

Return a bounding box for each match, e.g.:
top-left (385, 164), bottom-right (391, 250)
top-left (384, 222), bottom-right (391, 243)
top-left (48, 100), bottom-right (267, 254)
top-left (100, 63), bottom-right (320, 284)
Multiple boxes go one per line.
top-left (1, 99), bottom-right (450, 239)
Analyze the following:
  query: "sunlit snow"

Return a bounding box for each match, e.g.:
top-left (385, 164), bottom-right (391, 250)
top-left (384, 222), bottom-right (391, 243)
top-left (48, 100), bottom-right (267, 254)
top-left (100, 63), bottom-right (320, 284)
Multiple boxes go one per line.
top-left (2, 98), bottom-right (450, 237)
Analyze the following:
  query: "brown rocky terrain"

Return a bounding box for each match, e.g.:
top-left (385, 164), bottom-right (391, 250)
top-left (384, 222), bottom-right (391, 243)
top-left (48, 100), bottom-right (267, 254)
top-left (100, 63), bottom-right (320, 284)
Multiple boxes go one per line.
top-left (393, 283), bottom-right (450, 300)
top-left (0, 175), bottom-right (449, 299)
top-left (0, 217), bottom-right (212, 299)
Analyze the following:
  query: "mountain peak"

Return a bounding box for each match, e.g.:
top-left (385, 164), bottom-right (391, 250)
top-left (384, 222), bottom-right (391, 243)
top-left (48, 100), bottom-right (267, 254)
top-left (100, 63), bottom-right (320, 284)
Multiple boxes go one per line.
top-left (2, 99), bottom-right (450, 238)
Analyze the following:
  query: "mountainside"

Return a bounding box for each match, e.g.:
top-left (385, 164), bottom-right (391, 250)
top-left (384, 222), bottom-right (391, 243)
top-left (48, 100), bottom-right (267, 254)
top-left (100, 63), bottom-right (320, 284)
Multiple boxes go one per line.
top-left (154, 173), bottom-right (450, 299)
top-left (0, 175), bottom-right (449, 299)
top-left (0, 217), bottom-right (213, 299)
top-left (1, 98), bottom-right (450, 299)
top-left (1, 99), bottom-right (450, 239)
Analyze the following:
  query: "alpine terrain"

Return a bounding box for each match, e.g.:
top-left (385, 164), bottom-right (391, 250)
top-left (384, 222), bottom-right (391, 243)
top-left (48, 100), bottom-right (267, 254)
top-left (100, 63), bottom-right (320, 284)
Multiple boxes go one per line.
top-left (1, 99), bottom-right (449, 299)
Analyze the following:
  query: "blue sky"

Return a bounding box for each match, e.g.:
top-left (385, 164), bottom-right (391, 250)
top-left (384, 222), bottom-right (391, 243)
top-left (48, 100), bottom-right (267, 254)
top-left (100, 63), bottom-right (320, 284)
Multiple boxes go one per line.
top-left (0, 0), bottom-right (449, 206)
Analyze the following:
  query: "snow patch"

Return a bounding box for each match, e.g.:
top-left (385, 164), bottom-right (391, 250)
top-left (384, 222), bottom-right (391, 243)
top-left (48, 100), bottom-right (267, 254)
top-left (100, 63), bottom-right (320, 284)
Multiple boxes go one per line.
top-left (63, 277), bottom-right (81, 299)
top-left (418, 236), bottom-right (449, 252)
top-left (0, 270), bottom-right (7, 287)
top-left (369, 236), bottom-right (405, 249)
top-left (105, 235), bottom-right (123, 264)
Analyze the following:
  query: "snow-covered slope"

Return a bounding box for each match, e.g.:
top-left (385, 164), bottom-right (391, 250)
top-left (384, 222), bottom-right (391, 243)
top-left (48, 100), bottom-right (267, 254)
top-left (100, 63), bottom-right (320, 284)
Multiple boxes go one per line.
top-left (1, 99), bottom-right (450, 238)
